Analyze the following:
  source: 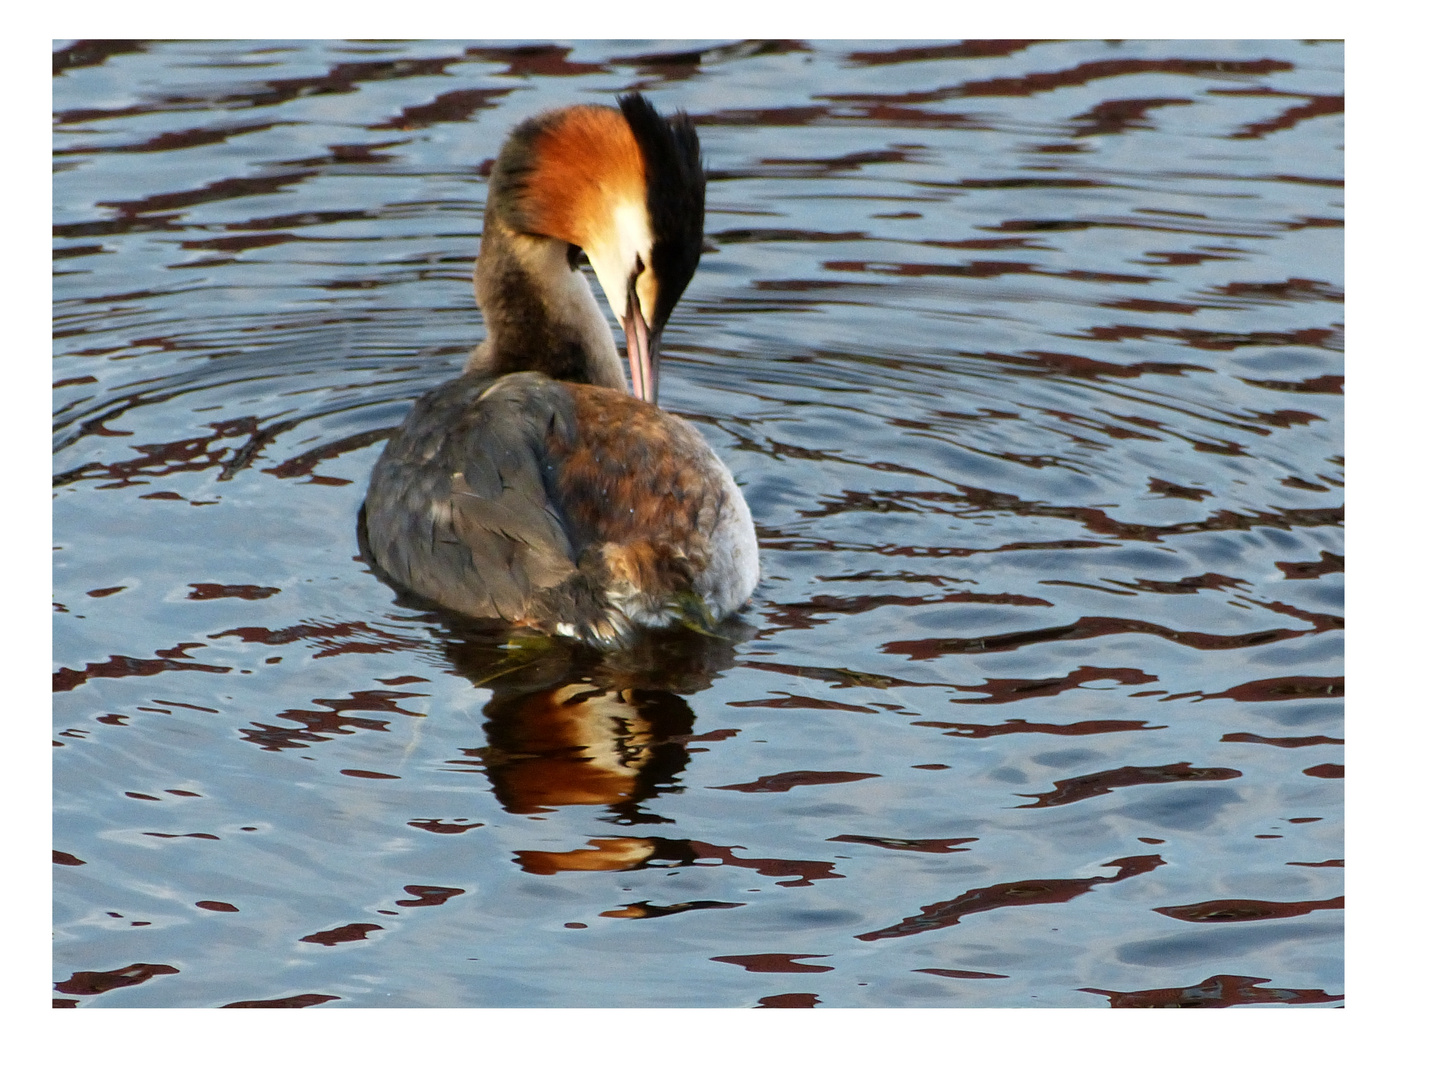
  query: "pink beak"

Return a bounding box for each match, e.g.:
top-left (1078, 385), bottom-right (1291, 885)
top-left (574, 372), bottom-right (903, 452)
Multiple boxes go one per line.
top-left (623, 281), bottom-right (656, 404)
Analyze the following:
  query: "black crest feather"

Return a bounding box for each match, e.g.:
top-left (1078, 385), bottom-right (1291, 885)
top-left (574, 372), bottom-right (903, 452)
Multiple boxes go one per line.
top-left (619, 93), bottom-right (706, 333)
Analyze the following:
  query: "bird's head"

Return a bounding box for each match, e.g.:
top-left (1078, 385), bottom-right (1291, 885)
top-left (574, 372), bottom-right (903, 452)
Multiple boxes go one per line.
top-left (487, 93), bottom-right (705, 403)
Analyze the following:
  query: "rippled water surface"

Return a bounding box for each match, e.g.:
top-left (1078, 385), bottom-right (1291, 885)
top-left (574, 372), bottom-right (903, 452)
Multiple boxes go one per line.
top-left (53, 39), bottom-right (1343, 1008)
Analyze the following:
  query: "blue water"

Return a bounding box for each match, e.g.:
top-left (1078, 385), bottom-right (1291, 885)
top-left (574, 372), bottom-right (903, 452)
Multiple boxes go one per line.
top-left (54, 38), bottom-right (1342, 1008)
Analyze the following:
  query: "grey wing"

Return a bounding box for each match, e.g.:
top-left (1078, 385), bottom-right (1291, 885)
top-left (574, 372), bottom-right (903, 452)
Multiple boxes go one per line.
top-left (363, 372), bottom-right (579, 621)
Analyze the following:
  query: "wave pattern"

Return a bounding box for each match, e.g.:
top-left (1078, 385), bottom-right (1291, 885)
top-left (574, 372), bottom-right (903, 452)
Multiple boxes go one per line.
top-left (53, 38), bottom-right (1341, 1009)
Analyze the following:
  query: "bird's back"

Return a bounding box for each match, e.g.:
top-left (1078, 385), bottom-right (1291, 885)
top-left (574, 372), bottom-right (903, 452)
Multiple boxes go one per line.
top-left (364, 371), bottom-right (757, 645)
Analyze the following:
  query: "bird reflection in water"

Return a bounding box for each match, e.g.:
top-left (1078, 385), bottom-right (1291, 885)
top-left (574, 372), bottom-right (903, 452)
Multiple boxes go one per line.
top-left (440, 624), bottom-right (744, 859)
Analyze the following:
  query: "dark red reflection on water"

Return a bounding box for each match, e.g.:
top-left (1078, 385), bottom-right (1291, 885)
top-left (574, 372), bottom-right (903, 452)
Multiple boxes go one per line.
top-left (264, 429), bottom-right (394, 485)
top-left (1221, 732), bottom-right (1343, 748)
top-left (1071, 97), bottom-right (1193, 138)
top-left (1242, 373), bottom-right (1343, 394)
top-left (712, 770), bottom-right (880, 793)
top-left (54, 644), bottom-right (231, 692)
top-left (299, 923), bottom-right (384, 946)
top-left (54, 417), bottom-right (274, 487)
top-left (55, 962), bottom-right (179, 996)
top-left (760, 587), bottom-right (1049, 634)
top-left (741, 660), bottom-right (946, 691)
top-left (828, 835), bottom-right (976, 853)
top-left (726, 692), bottom-right (878, 714)
top-left (1017, 762), bottom-right (1241, 809)
top-left (600, 901), bottom-right (744, 919)
top-left (1149, 478), bottom-right (1212, 501)
top-left (846, 41), bottom-right (1043, 66)
top-left (1229, 94), bottom-right (1343, 140)
top-left (53, 39), bottom-right (146, 75)
top-left (618, 40), bottom-right (807, 81)
top-left (693, 841), bottom-right (843, 888)
top-left (714, 227), bottom-right (871, 245)
top-left (196, 901), bottom-right (239, 912)
top-left (820, 57), bottom-right (1290, 112)
top-left (886, 614), bottom-right (1322, 661)
top-left (407, 819), bottom-right (485, 834)
top-left (223, 993), bottom-right (340, 1008)
top-left (54, 850), bottom-right (85, 866)
top-left (59, 50), bottom-right (478, 132)
top-left (693, 105), bottom-right (831, 129)
top-left (828, 257), bottom-right (1038, 280)
top-left (758, 147), bottom-right (919, 178)
top-left (1079, 323), bottom-right (1335, 353)
top-left (370, 87), bottom-right (511, 131)
top-left (1079, 974), bottom-right (1341, 1008)
top-left (240, 687), bottom-right (426, 751)
top-left (1304, 764), bottom-right (1344, 779)
top-left (676, 728), bottom-right (741, 744)
top-left (712, 953), bottom-right (834, 973)
top-left (840, 486), bottom-right (1341, 546)
top-left (465, 43), bottom-right (608, 79)
top-left (213, 619), bottom-right (425, 658)
top-left (1191, 675), bottom-right (1342, 702)
top-left (948, 664), bottom-right (1156, 705)
top-left (395, 886), bottom-right (464, 908)
top-left (986, 348), bottom-right (1204, 381)
top-left (151, 698), bottom-right (218, 715)
top-left (918, 718), bottom-right (1160, 740)
top-left (1154, 895), bottom-right (1342, 922)
top-left (857, 855), bottom-right (1163, 941)
top-left (186, 583), bottom-right (280, 600)
top-left (960, 57), bottom-right (1291, 98)
top-left (1213, 276), bottom-right (1342, 303)
top-left (179, 230), bottom-right (301, 254)
top-left (1115, 572), bottom-right (1245, 595)
top-left (755, 992), bottom-right (821, 1008)
top-left (916, 968), bottom-right (1008, 980)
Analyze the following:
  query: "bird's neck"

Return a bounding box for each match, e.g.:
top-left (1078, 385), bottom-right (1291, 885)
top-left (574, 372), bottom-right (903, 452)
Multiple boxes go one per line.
top-left (467, 207), bottom-right (627, 391)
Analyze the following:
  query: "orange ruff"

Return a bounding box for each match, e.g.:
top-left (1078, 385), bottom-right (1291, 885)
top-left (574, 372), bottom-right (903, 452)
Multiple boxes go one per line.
top-left (520, 107), bottom-right (646, 249)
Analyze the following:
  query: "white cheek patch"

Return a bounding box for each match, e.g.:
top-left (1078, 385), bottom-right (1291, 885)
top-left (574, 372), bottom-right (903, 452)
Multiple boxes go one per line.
top-left (585, 197), bottom-right (652, 325)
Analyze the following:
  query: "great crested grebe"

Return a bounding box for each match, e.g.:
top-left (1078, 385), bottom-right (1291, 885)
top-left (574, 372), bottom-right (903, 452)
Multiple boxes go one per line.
top-left (363, 94), bottom-right (759, 646)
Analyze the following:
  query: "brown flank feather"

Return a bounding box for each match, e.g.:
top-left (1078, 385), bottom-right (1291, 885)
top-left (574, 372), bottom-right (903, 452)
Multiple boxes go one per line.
top-left (550, 384), bottom-right (728, 600)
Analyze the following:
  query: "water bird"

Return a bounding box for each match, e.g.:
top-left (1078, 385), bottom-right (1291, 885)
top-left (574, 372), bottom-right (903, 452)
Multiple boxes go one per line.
top-left (363, 94), bottom-right (759, 646)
